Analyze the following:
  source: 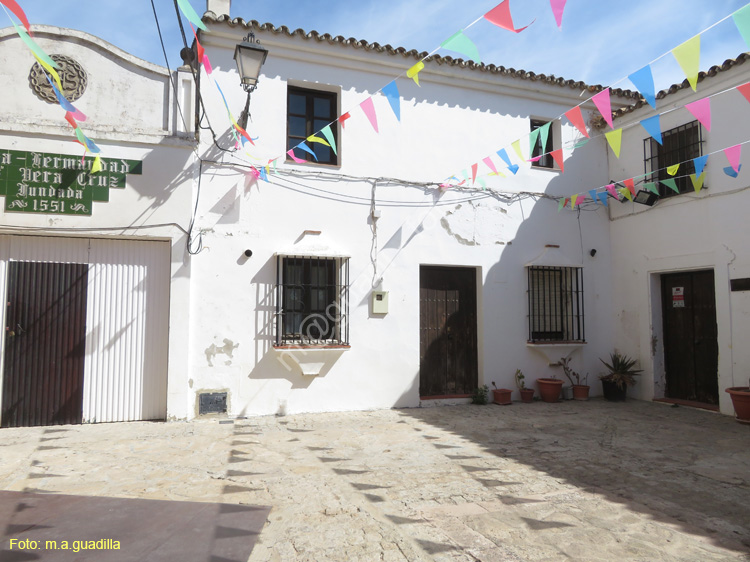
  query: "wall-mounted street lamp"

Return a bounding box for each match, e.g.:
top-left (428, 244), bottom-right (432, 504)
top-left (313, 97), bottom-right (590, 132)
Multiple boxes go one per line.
top-left (233, 32), bottom-right (268, 93)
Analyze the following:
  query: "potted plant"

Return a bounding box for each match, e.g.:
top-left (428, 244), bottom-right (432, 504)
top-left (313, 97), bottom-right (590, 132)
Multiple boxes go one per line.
top-left (536, 374), bottom-right (563, 403)
top-left (471, 384), bottom-right (489, 405)
top-left (516, 369), bottom-right (534, 403)
top-left (726, 379), bottom-right (750, 423)
top-left (560, 357), bottom-right (590, 401)
top-left (491, 381), bottom-right (512, 405)
top-left (599, 352), bottom-right (642, 401)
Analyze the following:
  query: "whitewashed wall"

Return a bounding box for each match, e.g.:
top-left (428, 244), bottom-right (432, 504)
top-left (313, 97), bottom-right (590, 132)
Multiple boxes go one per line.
top-left (0, 26), bottom-right (195, 420)
top-left (607, 61), bottom-right (750, 415)
top-left (187, 20), bottom-right (627, 417)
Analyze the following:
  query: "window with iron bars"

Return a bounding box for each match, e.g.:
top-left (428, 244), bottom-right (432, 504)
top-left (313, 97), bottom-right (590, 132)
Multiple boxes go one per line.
top-left (530, 119), bottom-right (554, 169)
top-left (643, 120), bottom-right (704, 198)
top-left (527, 266), bottom-right (585, 342)
top-left (275, 255), bottom-right (349, 346)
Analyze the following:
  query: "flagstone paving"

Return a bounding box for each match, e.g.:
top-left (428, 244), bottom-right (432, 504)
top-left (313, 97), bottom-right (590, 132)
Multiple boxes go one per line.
top-left (1, 399), bottom-right (749, 561)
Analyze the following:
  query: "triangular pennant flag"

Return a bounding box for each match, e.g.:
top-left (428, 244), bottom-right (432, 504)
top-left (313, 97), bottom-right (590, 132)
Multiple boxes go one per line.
top-left (483, 156), bottom-right (498, 174)
top-left (597, 192), bottom-right (609, 206)
top-left (570, 194), bottom-right (579, 207)
top-left (733, 4), bottom-right (750, 50)
top-left (202, 53), bottom-right (213, 74)
top-left (271, 159), bottom-right (278, 173)
top-left (592, 88), bottom-right (613, 129)
top-left (471, 163), bottom-right (478, 183)
top-left (176, 0), bottom-right (208, 31)
top-left (564, 106), bottom-right (589, 138)
top-left (558, 198), bottom-right (565, 211)
top-left (320, 125), bottom-right (337, 155)
top-left (338, 112), bottom-right (351, 128)
top-left (296, 142), bottom-right (318, 161)
top-left (511, 139), bottom-right (525, 162)
top-left (685, 97), bottom-right (711, 131)
top-left (528, 128), bottom-right (541, 158)
top-left (619, 187), bottom-right (633, 202)
top-left (539, 121), bottom-right (551, 153)
top-left (690, 172), bottom-right (706, 192)
top-left (589, 189), bottom-right (599, 203)
top-left (497, 148), bottom-right (513, 167)
top-left (661, 178), bottom-right (679, 194)
top-left (628, 65), bottom-right (657, 109)
top-left (190, 24), bottom-right (205, 67)
top-left (725, 144), bottom-right (741, 172)
top-left (483, 0), bottom-right (534, 33)
top-left (259, 167), bottom-right (268, 182)
top-left (478, 178), bottom-right (487, 190)
top-left (360, 98), bottom-right (379, 133)
top-left (307, 135), bottom-right (330, 147)
top-left (573, 139), bottom-right (589, 148)
top-left (64, 111), bottom-right (77, 129)
top-left (407, 61), bottom-right (425, 86)
top-left (550, 0), bottom-right (567, 28)
top-left (577, 194), bottom-right (588, 206)
top-left (249, 166), bottom-right (261, 180)
top-left (508, 164), bottom-right (520, 175)
top-left (693, 155), bottom-right (708, 176)
top-left (667, 164), bottom-right (680, 176)
top-left (671, 35), bottom-right (700, 91)
top-left (1, 0), bottom-right (32, 34)
top-left (528, 156), bottom-right (543, 163)
top-left (440, 30), bottom-right (481, 63)
top-left (643, 182), bottom-right (659, 195)
top-left (287, 149), bottom-right (306, 164)
top-left (724, 164), bottom-right (742, 178)
top-left (382, 81), bottom-right (401, 121)
top-left (606, 183), bottom-right (620, 200)
top-left (91, 155), bottom-right (102, 174)
top-left (605, 129), bottom-right (623, 158)
top-left (624, 178), bottom-right (636, 197)
top-left (550, 149), bottom-right (564, 172)
top-left (640, 115), bottom-right (662, 145)
top-left (737, 82), bottom-right (750, 105)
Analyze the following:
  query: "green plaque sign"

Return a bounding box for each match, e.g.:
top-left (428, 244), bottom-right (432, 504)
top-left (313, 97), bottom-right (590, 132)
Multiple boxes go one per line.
top-left (0, 149), bottom-right (142, 216)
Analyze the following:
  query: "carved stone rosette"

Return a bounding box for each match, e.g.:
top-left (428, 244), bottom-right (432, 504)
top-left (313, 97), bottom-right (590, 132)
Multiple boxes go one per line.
top-left (29, 54), bottom-right (87, 104)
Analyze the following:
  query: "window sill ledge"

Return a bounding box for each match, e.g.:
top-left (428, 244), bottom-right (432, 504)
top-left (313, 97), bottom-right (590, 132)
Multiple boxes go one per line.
top-left (272, 345), bottom-right (350, 376)
top-left (527, 341), bottom-right (585, 365)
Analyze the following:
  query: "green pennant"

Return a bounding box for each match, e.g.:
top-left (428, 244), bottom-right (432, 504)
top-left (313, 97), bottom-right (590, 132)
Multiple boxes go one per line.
top-left (529, 128), bottom-right (541, 158)
top-left (643, 182), bottom-right (659, 195)
top-left (660, 178), bottom-right (679, 194)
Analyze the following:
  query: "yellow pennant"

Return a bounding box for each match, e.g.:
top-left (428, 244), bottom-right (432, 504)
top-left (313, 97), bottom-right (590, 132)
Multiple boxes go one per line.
top-left (306, 135), bottom-right (330, 147)
top-left (667, 164), bottom-right (680, 176)
top-left (407, 61), bottom-right (425, 86)
top-left (91, 155), bottom-right (102, 174)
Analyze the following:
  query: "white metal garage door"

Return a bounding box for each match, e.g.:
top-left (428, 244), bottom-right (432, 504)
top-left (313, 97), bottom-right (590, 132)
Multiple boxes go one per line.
top-left (0, 235), bottom-right (170, 423)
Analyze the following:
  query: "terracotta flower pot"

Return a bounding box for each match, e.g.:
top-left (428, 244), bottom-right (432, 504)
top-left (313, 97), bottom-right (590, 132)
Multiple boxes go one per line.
top-left (572, 385), bottom-right (590, 401)
top-left (726, 387), bottom-right (750, 422)
top-left (520, 388), bottom-right (535, 403)
top-left (492, 388), bottom-right (512, 405)
top-left (536, 378), bottom-right (562, 403)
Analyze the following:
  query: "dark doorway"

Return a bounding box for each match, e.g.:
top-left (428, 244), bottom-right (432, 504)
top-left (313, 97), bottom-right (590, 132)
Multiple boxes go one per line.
top-left (1, 261), bottom-right (89, 427)
top-left (419, 266), bottom-right (478, 398)
top-left (661, 270), bottom-right (718, 404)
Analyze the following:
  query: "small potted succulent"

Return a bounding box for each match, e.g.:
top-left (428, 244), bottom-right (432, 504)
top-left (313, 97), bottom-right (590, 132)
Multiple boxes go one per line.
top-left (725, 379), bottom-right (750, 423)
top-left (491, 381), bottom-right (512, 405)
top-left (599, 352), bottom-right (642, 401)
top-left (516, 369), bottom-right (534, 403)
top-left (560, 357), bottom-right (590, 401)
top-left (471, 384), bottom-right (489, 405)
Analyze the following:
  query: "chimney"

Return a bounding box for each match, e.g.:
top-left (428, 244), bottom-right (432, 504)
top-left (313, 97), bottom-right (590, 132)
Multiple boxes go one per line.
top-left (206, 0), bottom-right (230, 16)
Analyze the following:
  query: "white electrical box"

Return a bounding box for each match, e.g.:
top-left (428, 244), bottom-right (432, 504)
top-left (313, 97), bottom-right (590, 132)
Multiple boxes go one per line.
top-left (372, 291), bottom-right (389, 314)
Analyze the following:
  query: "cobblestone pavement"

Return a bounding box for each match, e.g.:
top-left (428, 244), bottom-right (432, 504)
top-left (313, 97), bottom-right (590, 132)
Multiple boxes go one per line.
top-left (1, 399), bottom-right (749, 561)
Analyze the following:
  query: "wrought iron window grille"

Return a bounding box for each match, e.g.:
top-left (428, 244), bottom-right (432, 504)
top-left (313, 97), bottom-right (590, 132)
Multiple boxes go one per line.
top-left (643, 120), bottom-right (704, 198)
top-left (527, 265), bottom-right (585, 343)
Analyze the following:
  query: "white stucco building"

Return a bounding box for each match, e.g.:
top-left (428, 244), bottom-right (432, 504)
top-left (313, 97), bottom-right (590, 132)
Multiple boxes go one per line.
top-left (0, 0), bottom-right (747, 426)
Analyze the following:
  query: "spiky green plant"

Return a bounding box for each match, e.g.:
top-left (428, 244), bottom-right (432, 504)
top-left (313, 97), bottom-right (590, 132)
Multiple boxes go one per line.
top-left (599, 352), bottom-right (642, 389)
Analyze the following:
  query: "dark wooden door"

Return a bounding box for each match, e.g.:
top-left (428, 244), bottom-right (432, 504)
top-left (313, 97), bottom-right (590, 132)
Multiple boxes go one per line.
top-left (1, 261), bottom-right (88, 427)
top-left (419, 266), bottom-right (478, 397)
top-left (661, 270), bottom-right (718, 404)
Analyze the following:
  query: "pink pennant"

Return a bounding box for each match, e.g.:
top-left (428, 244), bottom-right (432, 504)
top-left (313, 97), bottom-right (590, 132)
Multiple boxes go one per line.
top-left (737, 83), bottom-right (750, 105)
top-left (338, 112), bottom-right (351, 128)
top-left (202, 54), bottom-right (213, 75)
top-left (287, 149), bottom-right (305, 164)
top-left (725, 144), bottom-right (742, 172)
top-left (527, 156), bottom-right (543, 162)
top-left (360, 97), bottom-right (379, 133)
top-left (685, 97), bottom-right (711, 131)
top-left (592, 88), bottom-right (613, 129)
top-left (550, 0), bottom-right (568, 28)
top-left (64, 111), bottom-right (77, 129)
top-left (564, 106), bottom-right (589, 138)
top-left (624, 178), bottom-right (636, 197)
top-left (249, 166), bottom-right (261, 179)
top-left (483, 156), bottom-right (498, 174)
top-left (471, 163), bottom-right (478, 183)
top-left (606, 183), bottom-right (620, 200)
top-left (484, 0), bottom-right (534, 33)
top-left (550, 149), bottom-right (564, 172)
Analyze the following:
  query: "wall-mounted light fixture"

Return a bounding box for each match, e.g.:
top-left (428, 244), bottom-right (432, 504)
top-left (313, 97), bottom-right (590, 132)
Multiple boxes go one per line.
top-left (633, 190), bottom-right (658, 206)
top-left (234, 32), bottom-right (268, 94)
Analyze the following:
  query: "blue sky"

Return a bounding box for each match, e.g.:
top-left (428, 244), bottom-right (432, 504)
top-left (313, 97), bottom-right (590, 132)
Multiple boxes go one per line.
top-left (7, 0), bottom-right (750, 91)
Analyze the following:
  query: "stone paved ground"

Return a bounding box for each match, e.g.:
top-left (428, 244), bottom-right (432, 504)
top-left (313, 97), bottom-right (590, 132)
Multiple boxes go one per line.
top-left (1, 399), bottom-right (749, 561)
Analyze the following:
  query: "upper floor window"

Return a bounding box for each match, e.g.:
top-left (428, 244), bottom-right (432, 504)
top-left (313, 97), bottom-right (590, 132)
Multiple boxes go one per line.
top-left (287, 87), bottom-right (338, 165)
top-left (527, 266), bottom-right (584, 342)
top-left (530, 119), bottom-right (554, 169)
top-left (644, 120), bottom-right (704, 198)
top-left (275, 255), bottom-right (349, 346)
